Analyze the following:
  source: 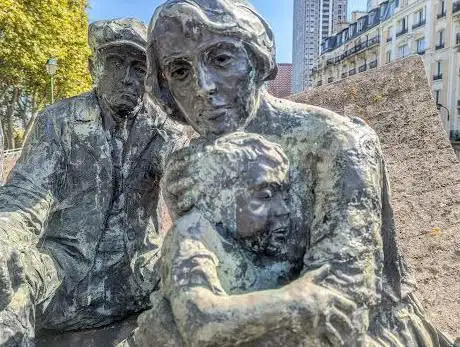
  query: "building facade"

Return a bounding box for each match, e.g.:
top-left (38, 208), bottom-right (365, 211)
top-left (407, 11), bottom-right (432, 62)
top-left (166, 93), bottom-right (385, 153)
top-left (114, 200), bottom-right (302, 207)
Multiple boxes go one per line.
top-left (312, 0), bottom-right (460, 141)
top-left (267, 63), bottom-right (293, 98)
top-left (292, 0), bottom-right (348, 93)
top-left (367, 0), bottom-right (380, 11)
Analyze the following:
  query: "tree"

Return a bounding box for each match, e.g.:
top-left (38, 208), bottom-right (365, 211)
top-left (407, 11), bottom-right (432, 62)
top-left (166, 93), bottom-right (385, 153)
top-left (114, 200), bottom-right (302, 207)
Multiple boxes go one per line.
top-left (0, 0), bottom-right (92, 148)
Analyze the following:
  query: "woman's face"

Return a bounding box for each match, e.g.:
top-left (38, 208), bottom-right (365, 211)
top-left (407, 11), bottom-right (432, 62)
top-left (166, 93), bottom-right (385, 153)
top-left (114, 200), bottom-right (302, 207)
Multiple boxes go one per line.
top-left (154, 17), bottom-right (259, 137)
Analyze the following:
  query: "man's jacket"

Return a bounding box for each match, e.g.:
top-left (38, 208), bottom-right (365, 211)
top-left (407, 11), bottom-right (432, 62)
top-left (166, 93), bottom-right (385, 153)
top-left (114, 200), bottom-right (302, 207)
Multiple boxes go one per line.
top-left (0, 91), bottom-right (187, 296)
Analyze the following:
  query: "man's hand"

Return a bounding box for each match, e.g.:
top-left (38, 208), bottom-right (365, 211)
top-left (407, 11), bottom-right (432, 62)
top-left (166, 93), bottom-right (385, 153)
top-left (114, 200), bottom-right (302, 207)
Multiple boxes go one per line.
top-left (287, 265), bottom-right (360, 346)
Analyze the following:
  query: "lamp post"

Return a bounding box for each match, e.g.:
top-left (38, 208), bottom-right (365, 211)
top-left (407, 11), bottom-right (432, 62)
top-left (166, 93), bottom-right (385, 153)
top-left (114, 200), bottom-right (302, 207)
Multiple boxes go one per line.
top-left (45, 58), bottom-right (58, 104)
top-left (437, 103), bottom-right (451, 138)
top-left (436, 103), bottom-right (450, 121)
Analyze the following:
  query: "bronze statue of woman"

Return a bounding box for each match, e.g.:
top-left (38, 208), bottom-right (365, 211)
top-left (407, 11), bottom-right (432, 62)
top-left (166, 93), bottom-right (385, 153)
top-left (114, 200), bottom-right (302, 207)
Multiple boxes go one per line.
top-left (127, 1), bottom-right (453, 346)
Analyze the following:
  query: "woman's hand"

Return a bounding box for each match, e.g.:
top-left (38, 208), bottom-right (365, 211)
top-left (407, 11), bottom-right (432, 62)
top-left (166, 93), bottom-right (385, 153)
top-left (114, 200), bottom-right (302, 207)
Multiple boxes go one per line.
top-left (286, 265), bottom-right (360, 346)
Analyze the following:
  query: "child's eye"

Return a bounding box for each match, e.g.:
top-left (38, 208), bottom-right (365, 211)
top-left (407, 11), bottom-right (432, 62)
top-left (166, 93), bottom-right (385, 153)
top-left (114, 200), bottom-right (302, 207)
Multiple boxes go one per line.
top-left (254, 189), bottom-right (273, 200)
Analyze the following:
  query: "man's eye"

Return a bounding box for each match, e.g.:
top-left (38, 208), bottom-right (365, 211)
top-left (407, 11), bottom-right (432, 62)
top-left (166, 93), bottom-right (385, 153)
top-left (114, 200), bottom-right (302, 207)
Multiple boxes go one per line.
top-left (213, 54), bottom-right (233, 66)
top-left (109, 59), bottom-right (122, 68)
top-left (133, 65), bottom-right (146, 75)
top-left (170, 66), bottom-right (190, 80)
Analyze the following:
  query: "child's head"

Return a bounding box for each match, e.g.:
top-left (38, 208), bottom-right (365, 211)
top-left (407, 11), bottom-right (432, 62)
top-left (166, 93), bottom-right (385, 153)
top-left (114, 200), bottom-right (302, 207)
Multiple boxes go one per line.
top-left (164, 132), bottom-right (291, 257)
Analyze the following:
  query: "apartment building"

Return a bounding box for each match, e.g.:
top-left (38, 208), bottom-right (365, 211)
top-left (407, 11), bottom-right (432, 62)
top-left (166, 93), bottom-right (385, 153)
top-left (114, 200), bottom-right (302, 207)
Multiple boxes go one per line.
top-left (312, 0), bottom-right (460, 141)
top-left (368, 0), bottom-right (380, 11)
top-left (292, 0), bottom-right (348, 93)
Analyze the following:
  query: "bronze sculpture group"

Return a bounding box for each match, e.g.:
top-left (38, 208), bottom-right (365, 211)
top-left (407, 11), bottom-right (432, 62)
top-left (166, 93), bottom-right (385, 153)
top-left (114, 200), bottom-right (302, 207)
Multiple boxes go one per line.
top-left (0, 1), bottom-right (454, 346)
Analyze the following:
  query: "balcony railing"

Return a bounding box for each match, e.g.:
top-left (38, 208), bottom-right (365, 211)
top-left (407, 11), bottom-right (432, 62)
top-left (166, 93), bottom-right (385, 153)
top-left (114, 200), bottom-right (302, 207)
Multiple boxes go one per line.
top-left (454, 1), bottom-right (460, 14)
top-left (359, 64), bottom-right (367, 73)
top-left (435, 42), bottom-right (445, 50)
top-left (433, 74), bottom-right (443, 81)
top-left (369, 60), bottom-right (378, 69)
top-left (396, 27), bottom-right (408, 37)
top-left (412, 19), bottom-right (426, 30)
top-left (368, 36), bottom-right (380, 46)
top-left (450, 130), bottom-right (460, 141)
top-left (437, 11), bottom-right (447, 19)
top-left (349, 68), bottom-right (356, 76)
top-left (341, 72), bottom-right (348, 79)
top-left (327, 77), bottom-right (334, 83)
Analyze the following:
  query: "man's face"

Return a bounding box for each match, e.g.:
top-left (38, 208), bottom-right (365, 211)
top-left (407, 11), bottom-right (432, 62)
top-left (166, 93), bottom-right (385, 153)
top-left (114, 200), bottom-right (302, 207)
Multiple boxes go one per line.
top-left (155, 18), bottom-right (258, 136)
top-left (233, 162), bottom-right (291, 259)
top-left (96, 46), bottom-right (146, 116)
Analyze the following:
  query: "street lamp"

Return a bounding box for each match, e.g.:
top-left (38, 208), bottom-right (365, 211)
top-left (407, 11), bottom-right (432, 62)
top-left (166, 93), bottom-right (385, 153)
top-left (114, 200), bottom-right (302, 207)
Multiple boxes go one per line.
top-left (45, 58), bottom-right (58, 104)
top-left (437, 103), bottom-right (451, 138)
top-left (436, 103), bottom-right (450, 121)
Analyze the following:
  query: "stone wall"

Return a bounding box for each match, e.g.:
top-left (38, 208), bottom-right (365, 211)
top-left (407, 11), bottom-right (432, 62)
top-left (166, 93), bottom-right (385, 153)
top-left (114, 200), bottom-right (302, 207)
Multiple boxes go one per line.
top-left (289, 56), bottom-right (460, 337)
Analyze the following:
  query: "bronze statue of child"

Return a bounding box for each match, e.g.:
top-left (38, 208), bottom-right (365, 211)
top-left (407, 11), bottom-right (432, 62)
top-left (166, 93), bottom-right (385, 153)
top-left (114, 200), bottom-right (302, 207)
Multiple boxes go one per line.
top-left (122, 132), bottom-right (359, 347)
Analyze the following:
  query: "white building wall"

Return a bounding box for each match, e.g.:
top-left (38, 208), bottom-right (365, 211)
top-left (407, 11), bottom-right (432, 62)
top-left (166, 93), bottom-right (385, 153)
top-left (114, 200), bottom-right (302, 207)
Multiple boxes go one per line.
top-left (313, 0), bottom-right (460, 141)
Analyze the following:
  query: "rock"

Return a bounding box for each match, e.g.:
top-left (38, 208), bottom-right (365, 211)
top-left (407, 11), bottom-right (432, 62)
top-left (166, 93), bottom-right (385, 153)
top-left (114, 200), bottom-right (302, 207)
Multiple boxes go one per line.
top-left (289, 55), bottom-right (460, 337)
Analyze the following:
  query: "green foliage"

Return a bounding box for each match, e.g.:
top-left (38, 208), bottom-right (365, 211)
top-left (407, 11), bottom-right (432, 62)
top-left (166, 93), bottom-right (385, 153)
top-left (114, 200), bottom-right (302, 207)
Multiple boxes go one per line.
top-left (0, 0), bottom-right (92, 108)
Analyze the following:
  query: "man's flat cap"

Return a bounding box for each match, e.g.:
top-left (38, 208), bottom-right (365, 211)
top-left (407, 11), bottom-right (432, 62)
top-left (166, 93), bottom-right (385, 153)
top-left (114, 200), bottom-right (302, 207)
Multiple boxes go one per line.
top-left (89, 18), bottom-right (147, 53)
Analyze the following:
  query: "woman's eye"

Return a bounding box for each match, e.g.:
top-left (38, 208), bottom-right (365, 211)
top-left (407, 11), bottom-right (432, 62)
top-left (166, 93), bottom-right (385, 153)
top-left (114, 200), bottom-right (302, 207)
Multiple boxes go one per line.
top-left (133, 65), bottom-right (146, 75)
top-left (213, 54), bottom-right (233, 66)
top-left (170, 66), bottom-right (190, 80)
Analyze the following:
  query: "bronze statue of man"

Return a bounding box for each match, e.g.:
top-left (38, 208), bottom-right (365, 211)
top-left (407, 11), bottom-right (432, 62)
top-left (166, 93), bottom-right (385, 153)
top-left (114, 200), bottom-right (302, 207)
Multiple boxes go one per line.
top-left (127, 0), bottom-right (453, 346)
top-left (0, 18), bottom-right (186, 345)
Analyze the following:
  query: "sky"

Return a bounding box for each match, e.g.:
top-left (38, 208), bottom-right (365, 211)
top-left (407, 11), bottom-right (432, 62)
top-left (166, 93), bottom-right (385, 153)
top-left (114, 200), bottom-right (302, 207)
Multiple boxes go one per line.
top-left (88, 0), bottom-right (367, 64)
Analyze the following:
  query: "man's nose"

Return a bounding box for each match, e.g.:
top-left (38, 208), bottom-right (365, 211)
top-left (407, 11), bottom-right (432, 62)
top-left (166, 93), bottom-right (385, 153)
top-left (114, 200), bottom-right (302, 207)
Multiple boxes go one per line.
top-left (123, 65), bottom-right (134, 85)
top-left (196, 64), bottom-right (217, 97)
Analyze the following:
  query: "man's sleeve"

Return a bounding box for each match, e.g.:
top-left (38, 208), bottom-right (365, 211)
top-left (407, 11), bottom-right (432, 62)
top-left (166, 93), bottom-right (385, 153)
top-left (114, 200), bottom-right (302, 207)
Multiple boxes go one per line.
top-left (302, 123), bottom-right (385, 309)
top-left (0, 108), bottom-right (63, 248)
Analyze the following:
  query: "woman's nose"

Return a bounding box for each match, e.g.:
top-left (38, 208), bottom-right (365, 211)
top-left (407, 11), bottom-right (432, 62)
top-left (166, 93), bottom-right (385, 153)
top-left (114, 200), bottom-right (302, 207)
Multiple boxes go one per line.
top-left (196, 65), bottom-right (217, 97)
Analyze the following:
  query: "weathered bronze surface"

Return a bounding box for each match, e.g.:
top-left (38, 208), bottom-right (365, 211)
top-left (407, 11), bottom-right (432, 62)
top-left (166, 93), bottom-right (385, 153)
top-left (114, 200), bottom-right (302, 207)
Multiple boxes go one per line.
top-left (0, 18), bottom-right (187, 345)
top-left (125, 1), bottom-right (453, 346)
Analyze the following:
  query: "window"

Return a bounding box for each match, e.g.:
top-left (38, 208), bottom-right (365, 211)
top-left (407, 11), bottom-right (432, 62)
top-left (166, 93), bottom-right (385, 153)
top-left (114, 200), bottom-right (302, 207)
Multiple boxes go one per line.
top-left (436, 30), bottom-right (445, 49)
top-left (414, 7), bottom-right (425, 24)
top-left (386, 26), bottom-right (393, 41)
top-left (398, 44), bottom-right (409, 58)
top-left (397, 17), bottom-right (408, 36)
top-left (416, 38), bottom-right (426, 53)
top-left (386, 50), bottom-right (392, 63)
top-left (440, 0), bottom-right (446, 15)
top-left (434, 61), bottom-right (443, 80)
top-left (400, 17), bottom-right (407, 30)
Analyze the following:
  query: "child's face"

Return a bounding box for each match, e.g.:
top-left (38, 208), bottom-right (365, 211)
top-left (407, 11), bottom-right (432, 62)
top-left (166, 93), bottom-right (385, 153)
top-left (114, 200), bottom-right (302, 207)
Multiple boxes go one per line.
top-left (233, 162), bottom-right (291, 258)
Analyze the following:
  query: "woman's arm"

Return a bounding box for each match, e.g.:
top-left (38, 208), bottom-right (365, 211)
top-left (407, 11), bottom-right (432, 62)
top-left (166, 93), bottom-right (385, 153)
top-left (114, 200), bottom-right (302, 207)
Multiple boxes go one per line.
top-left (162, 212), bottom-right (358, 347)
